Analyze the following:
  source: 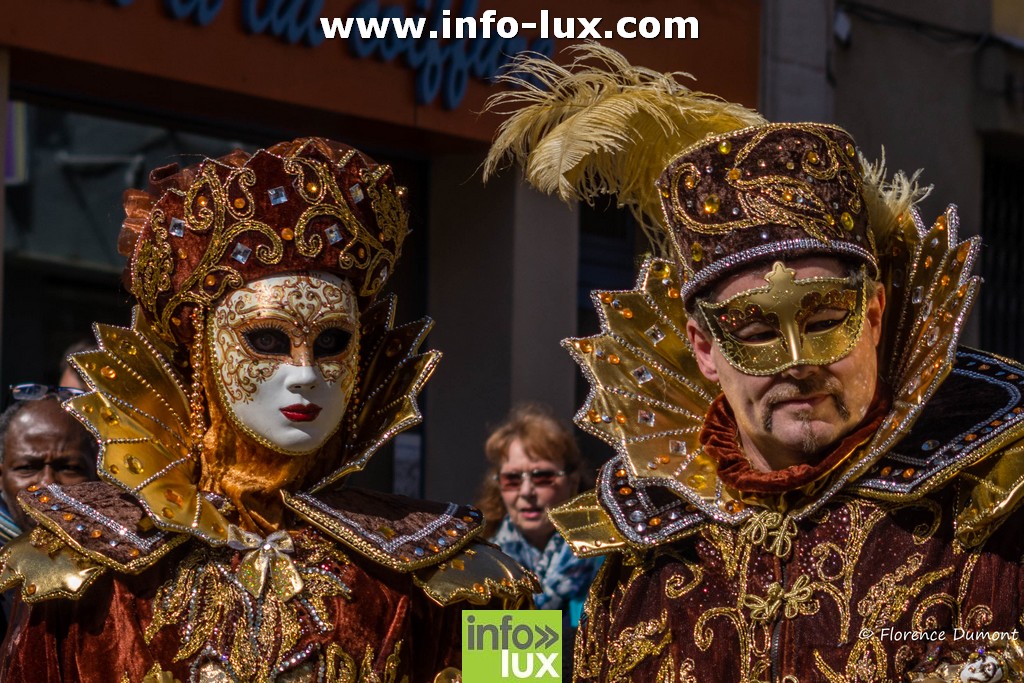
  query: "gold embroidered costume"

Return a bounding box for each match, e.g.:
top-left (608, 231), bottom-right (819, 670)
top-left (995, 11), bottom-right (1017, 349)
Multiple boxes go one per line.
top-left (484, 45), bottom-right (1024, 682)
top-left (0, 138), bottom-right (535, 683)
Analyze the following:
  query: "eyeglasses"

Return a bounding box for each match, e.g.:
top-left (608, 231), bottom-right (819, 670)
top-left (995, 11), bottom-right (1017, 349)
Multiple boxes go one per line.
top-left (9, 384), bottom-right (87, 402)
top-left (494, 468), bottom-right (567, 490)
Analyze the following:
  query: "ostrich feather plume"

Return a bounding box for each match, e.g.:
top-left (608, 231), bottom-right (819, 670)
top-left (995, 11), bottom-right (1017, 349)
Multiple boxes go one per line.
top-left (483, 43), bottom-right (765, 252)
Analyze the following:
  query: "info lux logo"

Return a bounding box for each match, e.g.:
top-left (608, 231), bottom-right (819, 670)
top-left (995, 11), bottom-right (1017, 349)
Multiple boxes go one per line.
top-left (462, 611), bottom-right (562, 681)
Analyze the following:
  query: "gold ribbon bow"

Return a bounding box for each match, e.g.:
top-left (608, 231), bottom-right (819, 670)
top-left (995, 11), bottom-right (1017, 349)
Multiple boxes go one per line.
top-left (227, 526), bottom-right (304, 602)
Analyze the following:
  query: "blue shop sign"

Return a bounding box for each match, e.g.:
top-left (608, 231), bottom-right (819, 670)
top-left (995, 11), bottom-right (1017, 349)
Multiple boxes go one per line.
top-left (108, 0), bottom-right (554, 110)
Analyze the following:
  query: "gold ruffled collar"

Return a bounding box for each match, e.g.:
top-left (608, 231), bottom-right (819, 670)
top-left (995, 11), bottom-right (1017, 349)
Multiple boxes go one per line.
top-left (64, 294), bottom-right (438, 547)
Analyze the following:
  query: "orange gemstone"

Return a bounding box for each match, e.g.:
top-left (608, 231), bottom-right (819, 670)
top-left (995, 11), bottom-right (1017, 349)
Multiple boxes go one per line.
top-left (447, 528), bottom-right (459, 537)
top-left (306, 182), bottom-right (319, 194)
top-left (62, 513), bottom-right (75, 522)
top-left (38, 495), bottom-right (50, 504)
top-left (880, 466), bottom-right (893, 476)
top-left (902, 468), bottom-right (915, 479)
top-left (89, 529), bottom-right (102, 539)
top-left (668, 288), bottom-right (681, 299)
top-left (648, 517), bottom-right (661, 526)
top-left (615, 412), bottom-right (627, 425)
top-left (204, 275), bottom-right (217, 287)
top-left (129, 548), bottom-right (141, 558)
top-left (578, 341), bottom-right (593, 353)
top-left (281, 228), bottom-right (295, 241)
top-left (621, 308), bottom-right (633, 319)
top-left (619, 487), bottom-right (633, 496)
top-left (600, 293), bottom-right (613, 304)
top-left (26, 485), bottom-right (39, 493)
top-left (233, 197), bottom-right (246, 209)
top-left (25, 584), bottom-right (36, 596)
top-left (615, 469), bottom-right (627, 478)
top-left (196, 196), bottom-right (209, 208)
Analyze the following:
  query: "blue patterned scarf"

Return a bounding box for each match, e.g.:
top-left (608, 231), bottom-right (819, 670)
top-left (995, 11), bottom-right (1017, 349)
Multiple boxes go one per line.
top-left (491, 516), bottom-right (602, 611)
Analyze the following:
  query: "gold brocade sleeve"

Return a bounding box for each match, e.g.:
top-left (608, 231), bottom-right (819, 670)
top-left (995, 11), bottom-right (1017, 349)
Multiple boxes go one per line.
top-left (413, 541), bottom-right (538, 608)
top-left (549, 491), bottom-right (627, 558)
top-left (955, 434), bottom-right (1024, 547)
top-left (0, 527), bottom-right (106, 602)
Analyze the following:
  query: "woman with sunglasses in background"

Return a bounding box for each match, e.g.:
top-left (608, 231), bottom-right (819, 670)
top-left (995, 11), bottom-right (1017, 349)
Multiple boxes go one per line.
top-left (478, 404), bottom-right (603, 646)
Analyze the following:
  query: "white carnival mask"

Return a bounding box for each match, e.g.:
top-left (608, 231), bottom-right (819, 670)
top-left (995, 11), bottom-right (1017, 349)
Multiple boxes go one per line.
top-left (208, 272), bottom-right (359, 456)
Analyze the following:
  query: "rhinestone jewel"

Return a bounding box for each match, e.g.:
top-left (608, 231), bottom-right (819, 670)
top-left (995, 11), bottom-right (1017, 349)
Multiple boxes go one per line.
top-left (325, 224), bottom-right (344, 245)
top-left (921, 439), bottom-right (940, 451)
top-left (629, 510), bottom-right (645, 522)
top-left (911, 286), bottom-right (924, 305)
top-left (231, 242), bottom-right (252, 264)
top-left (349, 183), bottom-right (365, 203)
top-left (638, 410), bottom-right (655, 427)
top-left (268, 186), bottom-right (288, 205)
top-left (669, 440), bottom-right (687, 455)
top-left (703, 194), bottom-right (720, 215)
top-left (169, 218), bottom-right (186, 237)
top-left (645, 326), bottom-right (666, 344)
top-left (632, 366), bottom-right (654, 384)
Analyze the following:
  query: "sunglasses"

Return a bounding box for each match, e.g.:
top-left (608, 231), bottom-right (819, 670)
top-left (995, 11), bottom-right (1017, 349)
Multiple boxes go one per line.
top-left (494, 468), bottom-right (567, 490)
top-left (9, 383), bottom-right (87, 402)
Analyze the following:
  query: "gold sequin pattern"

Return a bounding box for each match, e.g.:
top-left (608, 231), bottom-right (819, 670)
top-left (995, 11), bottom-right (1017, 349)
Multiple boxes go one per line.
top-left (145, 534), bottom-right (353, 682)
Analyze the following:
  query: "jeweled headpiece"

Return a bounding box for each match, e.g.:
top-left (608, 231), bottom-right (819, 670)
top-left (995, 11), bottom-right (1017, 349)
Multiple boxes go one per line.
top-left (657, 123), bottom-right (877, 302)
top-left (119, 137), bottom-right (408, 347)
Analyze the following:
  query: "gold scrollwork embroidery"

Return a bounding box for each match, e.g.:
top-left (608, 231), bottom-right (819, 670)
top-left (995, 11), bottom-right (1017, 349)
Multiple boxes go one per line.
top-left (665, 565), bottom-right (705, 600)
top-left (606, 609), bottom-right (672, 683)
top-left (146, 533), bottom-right (352, 681)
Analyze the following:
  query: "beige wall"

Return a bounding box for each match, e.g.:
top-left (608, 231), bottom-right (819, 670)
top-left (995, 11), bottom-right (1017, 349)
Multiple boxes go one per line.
top-left (763, 0), bottom-right (1015, 346)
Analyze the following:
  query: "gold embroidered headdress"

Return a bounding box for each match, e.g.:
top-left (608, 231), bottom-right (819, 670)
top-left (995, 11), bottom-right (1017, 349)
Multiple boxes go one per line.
top-left (120, 137), bottom-right (407, 348)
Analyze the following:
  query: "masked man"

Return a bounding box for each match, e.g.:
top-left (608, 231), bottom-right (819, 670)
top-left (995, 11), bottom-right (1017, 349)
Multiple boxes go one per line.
top-left (0, 138), bottom-right (535, 683)
top-left (485, 46), bottom-right (1024, 682)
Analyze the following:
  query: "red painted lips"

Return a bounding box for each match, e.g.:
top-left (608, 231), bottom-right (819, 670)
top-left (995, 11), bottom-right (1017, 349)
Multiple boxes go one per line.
top-left (280, 403), bottom-right (322, 422)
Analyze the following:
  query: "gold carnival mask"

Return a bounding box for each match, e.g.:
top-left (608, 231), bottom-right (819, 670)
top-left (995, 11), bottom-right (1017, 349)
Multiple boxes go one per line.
top-left (697, 261), bottom-right (868, 376)
top-left (208, 272), bottom-right (360, 456)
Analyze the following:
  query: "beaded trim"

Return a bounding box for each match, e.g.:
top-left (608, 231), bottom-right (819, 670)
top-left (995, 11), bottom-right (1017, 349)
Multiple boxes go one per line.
top-left (855, 349), bottom-right (1024, 495)
top-left (31, 484), bottom-right (163, 551)
top-left (595, 455), bottom-right (712, 546)
top-left (679, 238), bottom-right (876, 302)
top-left (285, 491), bottom-right (482, 572)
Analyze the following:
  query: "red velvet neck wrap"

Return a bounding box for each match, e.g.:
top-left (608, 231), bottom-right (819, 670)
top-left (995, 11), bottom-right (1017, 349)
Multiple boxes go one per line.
top-left (700, 385), bottom-right (890, 494)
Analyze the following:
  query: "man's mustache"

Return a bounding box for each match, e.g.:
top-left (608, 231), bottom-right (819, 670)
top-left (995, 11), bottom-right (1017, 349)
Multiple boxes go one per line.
top-left (762, 374), bottom-right (850, 432)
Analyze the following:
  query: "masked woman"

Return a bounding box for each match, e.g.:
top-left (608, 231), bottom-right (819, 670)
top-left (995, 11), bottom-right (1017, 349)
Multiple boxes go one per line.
top-left (0, 138), bottom-right (535, 683)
